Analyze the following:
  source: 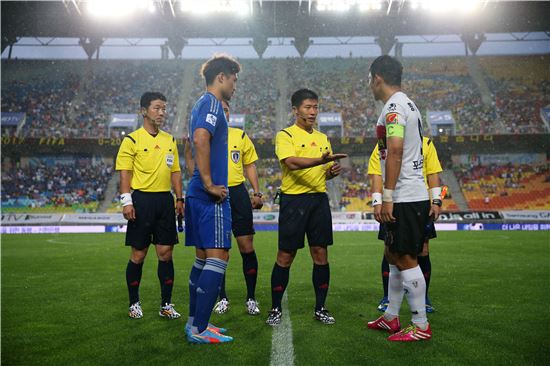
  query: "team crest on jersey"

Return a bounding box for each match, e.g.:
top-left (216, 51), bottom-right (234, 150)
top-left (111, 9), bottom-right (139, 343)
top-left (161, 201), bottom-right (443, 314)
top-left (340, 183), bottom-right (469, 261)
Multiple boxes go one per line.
top-left (385, 112), bottom-right (398, 124)
top-left (206, 113), bottom-right (217, 127)
top-left (231, 150), bottom-right (241, 164)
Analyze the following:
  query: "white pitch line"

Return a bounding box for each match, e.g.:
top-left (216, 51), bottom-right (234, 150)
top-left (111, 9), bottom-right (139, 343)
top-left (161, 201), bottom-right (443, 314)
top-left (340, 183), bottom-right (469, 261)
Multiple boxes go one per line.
top-left (270, 292), bottom-right (295, 366)
top-left (46, 238), bottom-right (76, 245)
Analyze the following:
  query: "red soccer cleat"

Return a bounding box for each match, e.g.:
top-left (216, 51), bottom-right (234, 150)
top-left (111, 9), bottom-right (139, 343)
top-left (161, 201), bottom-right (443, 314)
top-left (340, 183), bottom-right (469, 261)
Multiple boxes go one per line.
top-left (387, 323), bottom-right (432, 342)
top-left (367, 315), bottom-right (401, 334)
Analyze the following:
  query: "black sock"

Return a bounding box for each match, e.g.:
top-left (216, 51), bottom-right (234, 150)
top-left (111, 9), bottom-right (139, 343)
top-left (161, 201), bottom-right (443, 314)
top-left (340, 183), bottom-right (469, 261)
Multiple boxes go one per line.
top-left (271, 263), bottom-right (290, 310)
top-left (126, 260), bottom-right (143, 306)
top-left (157, 260), bottom-right (174, 306)
top-left (219, 273), bottom-right (228, 300)
top-left (418, 254), bottom-right (431, 300)
top-left (241, 251), bottom-right (258, 300)
top-left (313, 263), bottom-right (330, 311)
top-left (381, 256), bottom-right (390, 298)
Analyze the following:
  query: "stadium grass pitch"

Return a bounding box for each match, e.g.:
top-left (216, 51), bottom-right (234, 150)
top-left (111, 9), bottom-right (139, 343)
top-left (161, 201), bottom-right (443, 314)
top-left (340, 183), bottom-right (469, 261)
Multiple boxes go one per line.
top-left (2, 231), bottom-right (549, 365)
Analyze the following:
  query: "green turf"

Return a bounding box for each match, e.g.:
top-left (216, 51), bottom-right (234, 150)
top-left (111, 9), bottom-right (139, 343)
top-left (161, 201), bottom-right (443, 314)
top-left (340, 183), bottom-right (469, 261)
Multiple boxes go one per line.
top-left (2, 231), bottom-right (549, 365)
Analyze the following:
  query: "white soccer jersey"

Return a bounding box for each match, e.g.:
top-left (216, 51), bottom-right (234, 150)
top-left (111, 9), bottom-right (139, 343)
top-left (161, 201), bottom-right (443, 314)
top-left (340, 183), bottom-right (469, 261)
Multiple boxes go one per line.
top-left (375, 91), bottom-right (429, 203)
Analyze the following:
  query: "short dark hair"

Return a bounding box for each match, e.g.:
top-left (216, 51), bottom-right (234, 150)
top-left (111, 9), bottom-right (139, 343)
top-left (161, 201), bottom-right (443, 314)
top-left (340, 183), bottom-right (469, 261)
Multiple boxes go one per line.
top-left (140, 92), bottom-right (166, 109)
top-left (369, 55), bottom-right (403, 87)
top-left (291, 88), bottom-right (318, 108)
top-left (200, 54), bottom-right (241, 86)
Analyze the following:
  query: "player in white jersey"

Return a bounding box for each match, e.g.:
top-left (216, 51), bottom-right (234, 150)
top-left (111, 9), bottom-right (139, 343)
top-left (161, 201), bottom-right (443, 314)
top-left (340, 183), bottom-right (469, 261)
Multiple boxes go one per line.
top-left (365, 55), bottom-right (433, 342)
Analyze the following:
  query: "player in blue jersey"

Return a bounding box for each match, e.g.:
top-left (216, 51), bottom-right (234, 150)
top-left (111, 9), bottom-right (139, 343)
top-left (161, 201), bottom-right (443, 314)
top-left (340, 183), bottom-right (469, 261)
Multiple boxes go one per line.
top-left (184, 54), bottom-right (241, 344)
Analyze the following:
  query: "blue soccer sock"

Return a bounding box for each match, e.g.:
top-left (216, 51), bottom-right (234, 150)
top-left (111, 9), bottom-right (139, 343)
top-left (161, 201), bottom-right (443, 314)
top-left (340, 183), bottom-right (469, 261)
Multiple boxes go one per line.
top-left (192, 258), bottom-right (227, 333)
top-left (187, 257), bottom-right (205, 327)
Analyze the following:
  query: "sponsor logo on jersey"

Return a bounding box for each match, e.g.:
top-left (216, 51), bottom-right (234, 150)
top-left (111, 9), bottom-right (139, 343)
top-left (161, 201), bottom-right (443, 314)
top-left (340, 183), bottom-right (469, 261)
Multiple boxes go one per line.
top-left (388, 103), bottom-right (397, 112)
top-left (376, 125), bottom-right (387, 159)
top-left (412, 157), bottom-right (424, 170)
top-left (385, 112), bottom-right (399, 124)
top-left (206, 113), bottom-right (217, 126)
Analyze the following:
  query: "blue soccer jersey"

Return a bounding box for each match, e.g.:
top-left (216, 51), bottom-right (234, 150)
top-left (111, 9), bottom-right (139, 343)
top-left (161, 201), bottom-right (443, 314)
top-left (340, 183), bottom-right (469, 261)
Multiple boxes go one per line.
top-left (187, 92), bottom-right (229, 202)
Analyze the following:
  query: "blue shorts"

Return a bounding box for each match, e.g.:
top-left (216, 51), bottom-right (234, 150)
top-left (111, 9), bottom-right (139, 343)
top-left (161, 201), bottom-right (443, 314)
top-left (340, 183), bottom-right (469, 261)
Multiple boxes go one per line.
top-left (185, 197), bottom-right (232, 249)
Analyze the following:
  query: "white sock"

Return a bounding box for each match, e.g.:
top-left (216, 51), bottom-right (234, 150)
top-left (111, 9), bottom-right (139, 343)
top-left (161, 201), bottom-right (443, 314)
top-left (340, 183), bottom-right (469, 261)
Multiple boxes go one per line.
top-left (401, 265), bottom-right (428, 329)
top-left (385, 265), bottom-right (404, 319)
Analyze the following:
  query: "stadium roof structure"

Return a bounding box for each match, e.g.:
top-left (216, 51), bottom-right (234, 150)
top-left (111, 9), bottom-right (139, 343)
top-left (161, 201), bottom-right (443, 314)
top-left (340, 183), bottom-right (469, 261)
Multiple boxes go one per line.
top-left (2, 0), bottom-right (549, 57)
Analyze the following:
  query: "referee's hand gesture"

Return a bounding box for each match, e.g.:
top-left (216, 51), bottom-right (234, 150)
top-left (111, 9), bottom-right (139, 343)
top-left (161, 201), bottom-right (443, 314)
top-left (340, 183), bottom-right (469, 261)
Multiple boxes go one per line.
top-left (320, 151), bottom-right (348, 163)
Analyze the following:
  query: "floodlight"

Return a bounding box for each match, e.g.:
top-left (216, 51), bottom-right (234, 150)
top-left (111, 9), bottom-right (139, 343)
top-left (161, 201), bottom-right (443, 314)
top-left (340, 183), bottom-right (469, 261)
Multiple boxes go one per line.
top-left (86, 0), bottom-right (135, 18)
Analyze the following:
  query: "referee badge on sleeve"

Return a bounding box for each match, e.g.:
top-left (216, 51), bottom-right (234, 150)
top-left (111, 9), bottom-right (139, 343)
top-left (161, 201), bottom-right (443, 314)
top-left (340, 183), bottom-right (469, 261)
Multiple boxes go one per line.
top-left (165, 153), bottom-right (175, 168)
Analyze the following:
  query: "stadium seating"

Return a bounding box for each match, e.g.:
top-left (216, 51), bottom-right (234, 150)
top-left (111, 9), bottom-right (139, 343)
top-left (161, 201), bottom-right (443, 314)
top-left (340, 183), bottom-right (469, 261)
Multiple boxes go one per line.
top-left (479, 56), bottom-right (550, 134)
top-left (456, 163), bottom-right (550, 210)
top-left (1, 60), bottom-right (184, 138)
top-left (1, 156), bottom-right (113, 213)
top-left (2, 56), bottom-right (549, 138)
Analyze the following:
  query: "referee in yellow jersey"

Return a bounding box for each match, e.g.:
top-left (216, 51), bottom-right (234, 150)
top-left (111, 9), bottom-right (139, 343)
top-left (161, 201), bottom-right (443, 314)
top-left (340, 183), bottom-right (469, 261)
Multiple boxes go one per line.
top-left (116, 92), bottom-right (184, 320)
top-left (368, 136), bottom-right (443, 313)
top-left (266, 89), bottom-right (347, 326)
top-left (214, 100), bottom-right (264, 315)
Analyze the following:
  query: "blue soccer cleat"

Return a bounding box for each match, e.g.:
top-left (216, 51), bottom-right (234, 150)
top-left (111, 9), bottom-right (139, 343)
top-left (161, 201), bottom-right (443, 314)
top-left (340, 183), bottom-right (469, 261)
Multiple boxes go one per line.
top-left (425, 298), bottom-right (435, 313)
top-left (187, 328), bottom-right (233, 344)
top-left (377, 297), bottom-right (389, 312)
top-left (185, 323), bottom-right (227, 337)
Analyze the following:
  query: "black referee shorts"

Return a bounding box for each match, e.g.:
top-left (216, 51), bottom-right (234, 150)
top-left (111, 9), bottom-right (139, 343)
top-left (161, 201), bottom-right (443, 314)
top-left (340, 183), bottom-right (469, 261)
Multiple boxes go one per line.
top-left (278, 192), bottom-right (333, 251)
top-left (229, 183), bottom-right (255, 237)
top-left (125, 190), bottom-right (178, 250)
top-left (379, 200), bottom-right (430, 256)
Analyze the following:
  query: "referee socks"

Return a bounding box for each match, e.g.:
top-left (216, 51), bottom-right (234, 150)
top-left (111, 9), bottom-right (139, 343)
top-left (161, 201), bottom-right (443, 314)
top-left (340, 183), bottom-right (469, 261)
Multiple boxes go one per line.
top-left (158, 260), bottom-right (174, 306)
top-left (313, 263), bottom-right (330, 311)
top-left (381, 256), bottom-right (390, 299)
top-left (241, 251), bottom-right (258, 300)
top-left (193, 258), bottom-right (228, 334)
top-left (418, 255), bottom-right (432, 300)
top-left (271, 263), bottom-right (290, 310)
top-left (126, 260), bottom-right (144, 306)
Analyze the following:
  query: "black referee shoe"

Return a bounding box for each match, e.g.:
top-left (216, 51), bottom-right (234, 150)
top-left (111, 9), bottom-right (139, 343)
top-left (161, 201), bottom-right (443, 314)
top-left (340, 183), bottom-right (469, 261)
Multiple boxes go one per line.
top-left (266, 308), bottom-right (282, 326)
top-left (314, 307), bottom-right (335, 325)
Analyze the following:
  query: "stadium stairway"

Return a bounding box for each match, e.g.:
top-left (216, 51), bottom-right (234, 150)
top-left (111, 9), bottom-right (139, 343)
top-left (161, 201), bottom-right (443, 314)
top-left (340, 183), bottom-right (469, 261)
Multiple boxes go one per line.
top-left (275, 59), bottom-right (289, 130)
top-left (466, 56), bottom-right (493, 106)
top-left (441, 170), bottom-right (469, 211)
top-left (98, 174), bottom-right (120, 212)
top-left (327, 177), bottom-right (343, 210)
top-left (172, 60), bottom-right (199, 138)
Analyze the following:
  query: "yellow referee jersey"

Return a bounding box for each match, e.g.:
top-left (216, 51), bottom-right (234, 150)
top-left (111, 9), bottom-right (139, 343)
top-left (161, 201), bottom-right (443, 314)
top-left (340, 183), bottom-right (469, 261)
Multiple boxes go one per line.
top-left (275, 124), bottom-right (333, 194)
top-left (367, 136), bottom-right (442, 187)
top-left (228, 127), bottom-right (258, 187)
top-left (116, 127), bottom-right (181, 192)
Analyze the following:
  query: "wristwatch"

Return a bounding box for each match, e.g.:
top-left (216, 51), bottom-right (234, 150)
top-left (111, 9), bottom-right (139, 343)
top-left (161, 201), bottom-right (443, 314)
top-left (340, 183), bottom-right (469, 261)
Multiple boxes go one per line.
top-left (176, 197), bottom-right (185, 203)
top-left (432, 199), bottom-right (442, 207)
top-left (253, 192), bottom-right (263, 198)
